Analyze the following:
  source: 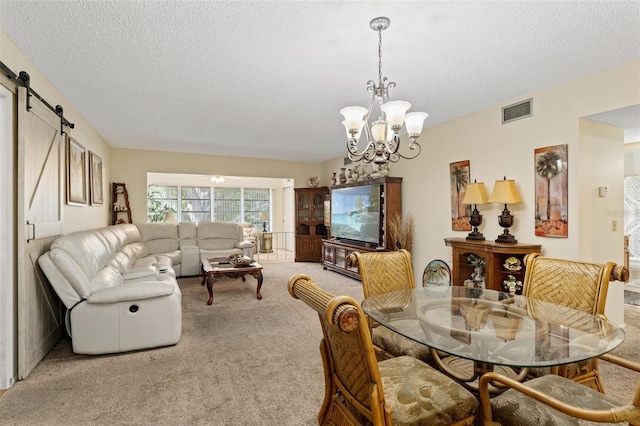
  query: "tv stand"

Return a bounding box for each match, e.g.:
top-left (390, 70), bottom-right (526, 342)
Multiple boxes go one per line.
top-left (322, 239), bottom-right (386, 280)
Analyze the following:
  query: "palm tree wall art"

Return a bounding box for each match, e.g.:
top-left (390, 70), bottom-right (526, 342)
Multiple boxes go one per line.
top-left (450, 160), bottom-right (471, 231)
top-left (534, 144), bottom-right (568, 237)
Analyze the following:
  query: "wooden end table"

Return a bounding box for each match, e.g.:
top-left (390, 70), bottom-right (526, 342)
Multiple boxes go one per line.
top-left (200, 257), bottom-right (264, 305)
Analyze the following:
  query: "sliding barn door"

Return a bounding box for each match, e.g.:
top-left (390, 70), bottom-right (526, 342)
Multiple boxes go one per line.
top-left (16, 87), bottom-right (65, 379)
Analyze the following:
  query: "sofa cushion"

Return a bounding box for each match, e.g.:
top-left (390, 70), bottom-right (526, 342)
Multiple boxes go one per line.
top-left (122, 242), bottom-right (150, 260)
top-left (115, 223), bottom-right (143, 245)
top-left (197, 222), bottom-right (243, 250)
top-left (137, 223), bottom-right (180, 254)
top-left (47, 231), bottom-right (113, 299)
top-left (87, 281), bottom-right (175, 304)
top-left (178, 222), bottom-right (197, 247)
top-left (89, 266), bottom-right (124, 293)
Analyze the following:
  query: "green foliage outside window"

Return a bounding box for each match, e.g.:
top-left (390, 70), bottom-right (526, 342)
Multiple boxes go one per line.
top-left (147, 185), bottom-right (177, 222)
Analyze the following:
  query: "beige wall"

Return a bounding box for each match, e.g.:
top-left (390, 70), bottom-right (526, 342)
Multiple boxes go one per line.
top-left (1, 30), bottom-right (112, 234)
top-left (110, 149), bottom-right (326, 231)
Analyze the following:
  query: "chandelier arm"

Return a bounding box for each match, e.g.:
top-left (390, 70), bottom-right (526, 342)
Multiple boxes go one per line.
top-left (348, 139), bottom-right (379, 163)
top-left (395, 141), bottom-right (422, 160)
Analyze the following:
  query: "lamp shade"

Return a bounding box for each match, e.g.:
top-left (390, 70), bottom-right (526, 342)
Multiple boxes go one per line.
top-left (340, 106), bottom-right (368, 131)
top-left (163, 210), bottom-right (177, 223)
top-left (404, 112), bottom-right (429, 136)
top-left (371, 120), bottom-right (387, 142)
top-left (342, 120), bottom-right (363, 141)
top-left (462, 182), bottom-right (489, 205)
top-left (488, 178), bottom-right (522, 204)
top-left (260, 211), bottom-right (269, 222)
top-left (381, 101), bottom-right (411, 127)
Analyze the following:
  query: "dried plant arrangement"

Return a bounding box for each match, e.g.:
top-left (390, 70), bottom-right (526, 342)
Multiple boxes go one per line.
top-left (389, 212), bottom-right (415, 252)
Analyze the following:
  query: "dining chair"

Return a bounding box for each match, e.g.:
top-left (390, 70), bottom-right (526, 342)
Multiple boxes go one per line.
top-left (478, 353), bottom-right (640, 425)
top-left (351, 249), bottom-right (433, 363)
top-left (287, 273), bottom-right (478, 426)
top-left (521, 253), bottom-right (629, 392)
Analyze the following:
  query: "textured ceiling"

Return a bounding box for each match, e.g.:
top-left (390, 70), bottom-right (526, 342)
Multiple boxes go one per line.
top-left (1, 1), bottom-right (639, 162)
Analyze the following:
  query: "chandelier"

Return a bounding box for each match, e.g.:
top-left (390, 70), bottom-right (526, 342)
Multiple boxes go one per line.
top-left (340, 17), bottom-right (428, 171)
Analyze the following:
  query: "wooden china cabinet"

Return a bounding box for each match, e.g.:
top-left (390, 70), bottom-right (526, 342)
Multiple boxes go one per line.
top-left (445, 237), bottom-right (542, 292)
top-left (294, 187), bottom-right (329, 262)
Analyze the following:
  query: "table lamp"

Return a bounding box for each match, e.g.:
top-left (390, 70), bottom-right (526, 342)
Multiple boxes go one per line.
top-left (462, 180), bottom-right (489, 240)
top-left (260, 211), bottom-right (269, 232)
top-left (487, 177), bottom-right (522, 243)
top-left (163, 210), bottom-right (177, 223)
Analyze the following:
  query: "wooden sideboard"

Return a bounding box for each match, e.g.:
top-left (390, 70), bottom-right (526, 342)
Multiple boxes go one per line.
top-left (445, 238), bottom-right (542, 292)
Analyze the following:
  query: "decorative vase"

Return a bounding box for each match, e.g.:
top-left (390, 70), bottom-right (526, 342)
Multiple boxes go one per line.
top-left (307, 177), bottom-right (319, 187)
top-left (330, 173), bottom-right (337, 186)
top-left (346, 168), bottom-right (353, 182)
top-left (351, 168), bottom-right (360, 181)
top-left (339, 168), bottom-right (347, 184)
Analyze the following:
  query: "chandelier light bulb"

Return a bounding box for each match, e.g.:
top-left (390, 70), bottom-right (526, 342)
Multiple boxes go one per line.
top-left (371, 120), bottom-right (387, 142)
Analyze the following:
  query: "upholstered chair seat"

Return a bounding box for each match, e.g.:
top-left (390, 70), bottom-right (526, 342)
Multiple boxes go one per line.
top-left (379, 355), bottom-right (478, 426)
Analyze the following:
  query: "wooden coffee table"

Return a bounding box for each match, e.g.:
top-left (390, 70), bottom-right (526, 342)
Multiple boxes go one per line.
top-left (200, 257), bottom-right (263, 305)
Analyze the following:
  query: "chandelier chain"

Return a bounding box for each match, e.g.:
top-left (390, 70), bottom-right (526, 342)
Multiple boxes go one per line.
top-left (378, 28), bottom-right (383, 87)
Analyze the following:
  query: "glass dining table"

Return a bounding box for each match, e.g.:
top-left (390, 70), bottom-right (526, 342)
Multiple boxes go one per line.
top-left (361, 286), bottom-right (625, 393)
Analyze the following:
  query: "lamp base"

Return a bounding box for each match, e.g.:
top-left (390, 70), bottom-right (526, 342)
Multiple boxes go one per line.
top-left (466, 209), bottom-right (485, 240)
top-left (496, 207), bottom-right (517, 243)
top-left (466, 229), bottom-right (485, 241)
top-left (495, 232), bottom-right (517, 244)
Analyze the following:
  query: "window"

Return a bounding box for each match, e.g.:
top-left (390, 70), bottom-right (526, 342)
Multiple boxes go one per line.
top-left (244, 188), bottom-right (270, 228)
top-left (148, 184), bottom-right (270, 225)
top-left (213, 188), bottom-right (242, 222)
top-left (147, 185), bottom-right (178, 222)
top-left (182, 186), bottom-right (211, 223)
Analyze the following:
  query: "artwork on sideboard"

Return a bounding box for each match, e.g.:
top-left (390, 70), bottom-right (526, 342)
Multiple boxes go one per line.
top-left (89, 151), bottom-right (103, 206)
top-left (450, 160), bottom-right (471, 231)
top-left (65, 135), bottom-right (87, 205)
top-left (534, 144), bottom-right (568, 237)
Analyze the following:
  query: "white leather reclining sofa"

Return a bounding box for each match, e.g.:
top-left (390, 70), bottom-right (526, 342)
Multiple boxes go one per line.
top-left (39, 221), bottom-right (254, 355)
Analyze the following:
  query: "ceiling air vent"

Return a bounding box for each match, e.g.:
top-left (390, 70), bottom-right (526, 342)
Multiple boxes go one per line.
top-left (502, 98), bottom-right (532, 124)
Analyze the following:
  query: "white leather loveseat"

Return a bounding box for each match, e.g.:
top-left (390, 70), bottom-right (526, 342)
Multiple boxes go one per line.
top-left (38, 221), bottom-right (255, 355)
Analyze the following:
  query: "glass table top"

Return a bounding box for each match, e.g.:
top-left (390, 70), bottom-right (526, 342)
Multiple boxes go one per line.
top-left (361, 286), bottom-right (625, 369)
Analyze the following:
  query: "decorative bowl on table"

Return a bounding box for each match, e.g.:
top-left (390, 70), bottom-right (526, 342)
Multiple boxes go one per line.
top-left (228, 254), bottom-right (254, 267)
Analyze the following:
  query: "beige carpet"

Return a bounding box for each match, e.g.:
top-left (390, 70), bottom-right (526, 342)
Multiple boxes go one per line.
top-left (0, 261), bottom-right (637, 425)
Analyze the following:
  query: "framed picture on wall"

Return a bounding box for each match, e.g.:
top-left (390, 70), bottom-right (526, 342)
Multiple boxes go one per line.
top-left (450, 160), bottom-right (471, 231)
top-left (65, 135), bottom-right (87, 205)
top-left (89, 151), bottom-right (103, 205)
top-left (534, 144), bottom-right (568, 237)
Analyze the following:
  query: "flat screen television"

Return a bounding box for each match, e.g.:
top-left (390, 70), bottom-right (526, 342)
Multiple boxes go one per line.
top-left (330, 184), bottom-right (382, 247)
